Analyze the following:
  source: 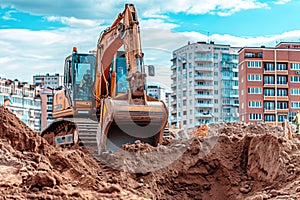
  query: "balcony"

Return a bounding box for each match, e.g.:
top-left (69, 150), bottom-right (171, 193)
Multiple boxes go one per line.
top-left (171, 83), bottom-right (177, 88)
top-left (195, 94), bottom-right (213, 99)
top-left (194, 57), bottom-right (213, 62)
top-left (195, 65), bottom-right (213, 72)
top-left (171, 110), bottom-right (177, 115)
top-left (171, 73), bottom-right (176, 79)
top-left (264, 109), bottom-right (276, 114)
top-left (171, 92), bottom-right (177, 97)
top-left (171, 101), bottom-right (177, 106)
top-left (277, 96), bottom-right (289, 101)
top-left (277, 108), bottom-right (289, 113)
top-left (195, 113), bottom-right (213, 118)
top-left (222, 94), bottom-right (239, 98)
top-left (276, 70), bottom-right (288, 75)
top-left (194, 84), bottom-right (213, 90)
top-left (195, 103), bottom-right (213, 108)
top-left (194, 75), bottom-right (213, 81)
top-left (264, 96), bottom-right (275, 101)
top-left (171, 65), bottom-right (176, 70)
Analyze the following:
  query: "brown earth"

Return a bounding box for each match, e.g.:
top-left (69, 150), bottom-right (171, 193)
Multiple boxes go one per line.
top-left (1, 106), bottom-right (300, 199)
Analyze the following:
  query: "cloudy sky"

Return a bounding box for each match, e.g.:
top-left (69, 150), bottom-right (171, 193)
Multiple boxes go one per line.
top-left (0, 0), bottom-right (299, 90)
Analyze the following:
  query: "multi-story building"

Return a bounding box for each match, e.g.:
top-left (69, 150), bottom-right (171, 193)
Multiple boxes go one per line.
top-left (171, 41), bottom-right (240, 130)
top-left (37, 87), bottom-right (54, 130)
top-left (33, 73), bottom-right (63, 89)
top-left (0, 78), bottom-right (42, 131)
top-left (146, 84), bottom-right (166, 102)
top-left (238, 42), bottom-right (300, 126)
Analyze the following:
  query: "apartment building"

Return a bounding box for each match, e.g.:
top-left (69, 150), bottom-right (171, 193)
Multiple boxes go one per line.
top-left (37, 87), bottom-right (54, 130)
top-left (33, 73), bottom-right (63, 89)
top-left (0, 78), bottom-right (42, 131)
top-left (171, 41), bottom-right (240, 130)
top-left (239, 42), bottom-right (300, 126)
top-left (146, 84), bottom-right (166, 102)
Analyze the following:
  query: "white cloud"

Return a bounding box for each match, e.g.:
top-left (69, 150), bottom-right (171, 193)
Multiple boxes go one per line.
top-left (274, 0), bottom-right (291, 5)
top-left (0, 0), bottom-right (270, 20)
top-left (2, 10), bottom-right (18, 21)
top-left (46, 16), bottom-right (102, 27)
top-left (0, 1), bottom-right (298, 88)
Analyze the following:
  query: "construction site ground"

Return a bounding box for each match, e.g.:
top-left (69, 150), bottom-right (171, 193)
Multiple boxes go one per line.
top-left (1, 105), bottom-right (300, 199)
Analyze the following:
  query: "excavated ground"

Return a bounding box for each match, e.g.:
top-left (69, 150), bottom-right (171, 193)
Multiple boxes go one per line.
top-left (1, 106), bottom-right (300, 199)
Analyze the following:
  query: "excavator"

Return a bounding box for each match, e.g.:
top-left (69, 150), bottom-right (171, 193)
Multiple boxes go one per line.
top-left (41, 4), bottom-right (168, 153)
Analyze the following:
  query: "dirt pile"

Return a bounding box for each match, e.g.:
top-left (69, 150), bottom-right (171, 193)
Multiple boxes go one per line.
top-left (1, 106), bottom-right (300, 199)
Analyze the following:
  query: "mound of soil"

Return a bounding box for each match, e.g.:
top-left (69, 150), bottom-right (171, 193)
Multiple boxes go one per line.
top-left (1, 106), bottom-right (300, 199)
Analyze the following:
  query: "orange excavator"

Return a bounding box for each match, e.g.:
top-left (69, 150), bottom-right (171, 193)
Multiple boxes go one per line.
top-left (41, 4), bottom-right (168, 153)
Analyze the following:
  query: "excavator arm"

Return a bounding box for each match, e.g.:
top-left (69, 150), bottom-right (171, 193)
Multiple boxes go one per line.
top-left (95, 3), bottom-right (145, 105)
top-left (95, 4), bottom-right (168, 153)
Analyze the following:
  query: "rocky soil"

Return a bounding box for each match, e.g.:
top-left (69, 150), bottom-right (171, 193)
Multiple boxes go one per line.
top-left (1, 106), bottom-right (300, 199)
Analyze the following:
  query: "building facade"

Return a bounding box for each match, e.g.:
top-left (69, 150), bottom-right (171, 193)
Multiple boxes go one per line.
top-left (171, 41), bottom-right (240, 130)
top-left (239, 42), bottom-right (300, 126)
top-left (33, 73), bottom-right (63, 89)
top-left (0, 78), bottom-right (42, 131)
top-left (146, 84), bottom-right (166, 102)
top-left (37, 87), bottom-right (54, 130)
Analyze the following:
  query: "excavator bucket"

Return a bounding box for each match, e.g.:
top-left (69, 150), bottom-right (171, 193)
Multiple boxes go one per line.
top-left (97, 94), bottom-right (168, 153)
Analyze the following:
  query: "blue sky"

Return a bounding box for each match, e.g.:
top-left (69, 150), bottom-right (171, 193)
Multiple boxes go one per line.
top-left (0, 0), bottom-right (299, 89)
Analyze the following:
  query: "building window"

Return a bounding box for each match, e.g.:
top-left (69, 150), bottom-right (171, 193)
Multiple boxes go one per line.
top-left (264, 89), bottom-right (275, 96)
top-left (276, 63), bottom-right (287, 70)
top-left (291, 102), bottom-right (300, 108)
top-left (277, 101), bottom-right (288, 109)
top-left (249, 113), bottom-right (262, 120)
top-left (277, 89), bottom-right (287, 96)
top-left (290, 76), bottom-right (300, 82)
top-left (214, 81), bottom-right (218, 85)
top-left (264, 102), bottom-right (275, 110)
top-left (277, 76), bottom-right (287, 84)
top-left (248, 74), bottom-right (262, 81)
top-left (265, 63), bottom-right (274, 71)
top-left (248, 87), bottom-right (262, 94)
top-left (214, 108), bottom-right (218, 113)
top-left (247, 61), bottom-right (261, 68)
top-left (214, 99), bottom-right (218, 104)
top-left (264, 76), bottom-right (274, 84)
top-left (290, 63), bottom-right (300, 70)
top-left (248, 101), bottom-right (262, 108)
top-left (278, 115), bottom-right (287, 122)
top-left (214, 72), bottom-right (218, 77)
top-left (291, 89), bottom-right (300, 95)
top-left (264, 115), bottom-right (275, 122)
top-left (47, 105), bottom-right (52, 111)
top-left (214, 90), bottom-right (218, 95)
top-left (245, 52), bottom-right (255, 58)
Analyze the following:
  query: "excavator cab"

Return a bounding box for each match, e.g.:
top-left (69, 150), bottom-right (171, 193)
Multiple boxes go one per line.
top-left (41, 48), bottom-right (96, 147)
top-left (71, 50), bottom-right (96, 115)
top-left (52, 48), bottom-right (96, 118)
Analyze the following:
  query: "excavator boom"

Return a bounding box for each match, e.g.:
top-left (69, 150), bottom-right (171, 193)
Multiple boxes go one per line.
top-left (95, 4), bottom-right (168, 153)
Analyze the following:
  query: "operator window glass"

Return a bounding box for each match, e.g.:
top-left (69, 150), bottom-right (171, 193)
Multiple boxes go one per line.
top-left (73, 54), bottom-right (96, 100)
